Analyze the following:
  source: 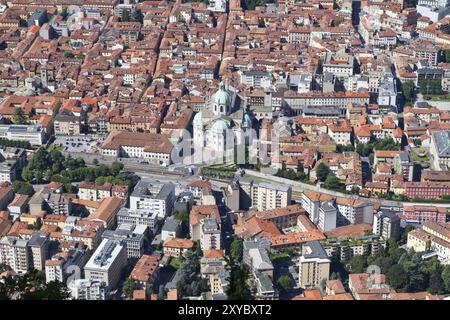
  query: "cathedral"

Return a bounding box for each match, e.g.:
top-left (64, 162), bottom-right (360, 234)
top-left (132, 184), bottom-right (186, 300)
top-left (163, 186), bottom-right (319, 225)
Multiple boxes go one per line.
top-left (193, 82), bottom-right (254, 160)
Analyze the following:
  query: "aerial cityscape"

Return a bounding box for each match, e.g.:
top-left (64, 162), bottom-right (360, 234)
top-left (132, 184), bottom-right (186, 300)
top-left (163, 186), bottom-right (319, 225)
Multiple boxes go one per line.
top-left (0, 0), bottom-right (449, 302)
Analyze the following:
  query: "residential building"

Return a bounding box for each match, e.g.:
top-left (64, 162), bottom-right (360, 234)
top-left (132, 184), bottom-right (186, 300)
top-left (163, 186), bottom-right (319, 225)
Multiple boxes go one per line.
top-left (28, 231), bottom-right (49, 271)
top-left (373, 211), bottom-right (401, 240)
top-left (130, 254), bottom-right (161, 290)
top-left (130, 181), bottom-right (175, 219)
top-left (161, 216), bottom-right (181, 241)
top-left (0, 236), bottom-right (30, 274)
top-left (45, 242), bottom-right (88, 283)
top-left (200, 218), bottom-right (221, 251)
top-left (318, 202), bottom-right (337, 232)
top-left (162, 237), bottom-right (194, 258)
top-left (117, 208), bottom-right (160, 234)
top-left (249, 180), bottom-right (292, 211)
top-left (68, 279), bottom-right (108, 300)
top-left (298, 241), bottom-right (331, 289)
top-left (102, 224), bottom-right (147, 259)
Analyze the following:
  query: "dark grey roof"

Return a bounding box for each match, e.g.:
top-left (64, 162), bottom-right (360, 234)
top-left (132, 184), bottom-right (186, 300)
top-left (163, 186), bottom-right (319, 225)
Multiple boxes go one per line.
top-left (28, 232), bottom-right (49, 247)
top-left (432, 131), bottom-right (450, 157)
top-left (131, 180), bottom-right (174, 200)
top-left (303, 241), bottom-right (329, 260)
top-left (162, 216), bottom-right (181, 232)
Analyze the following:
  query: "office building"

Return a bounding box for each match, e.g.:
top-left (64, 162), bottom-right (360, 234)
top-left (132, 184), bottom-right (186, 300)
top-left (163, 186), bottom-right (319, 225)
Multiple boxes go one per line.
top-left (84, 239), bottom-right (127, 290)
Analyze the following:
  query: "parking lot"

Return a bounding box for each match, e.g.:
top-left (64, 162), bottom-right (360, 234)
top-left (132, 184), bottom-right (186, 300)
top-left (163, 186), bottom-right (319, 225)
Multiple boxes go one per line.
top-left (54, 136), bottom-right (103, 154)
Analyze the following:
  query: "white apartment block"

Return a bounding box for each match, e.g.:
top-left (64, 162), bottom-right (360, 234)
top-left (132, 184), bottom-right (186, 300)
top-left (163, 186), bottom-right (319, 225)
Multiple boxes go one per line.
top-left (318, 202), bottom-right (337, 232)
top-left (0, 236), bottom-right (30, 274)
top-left (335, 198), bottom-right (373, 226)
top-left (129, 181), bottom-right (175, 219)
top-left (68, 279), bottom-right (108, 300)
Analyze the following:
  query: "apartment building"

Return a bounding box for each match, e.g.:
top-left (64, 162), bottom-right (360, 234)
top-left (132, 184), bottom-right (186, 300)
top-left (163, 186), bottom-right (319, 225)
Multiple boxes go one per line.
top-left (200, 218), bottom-right (221, 251)
top-left (301, 191), bottom-right (334, 224)
top-left (189, 205), bottom-right (221, 241)
top-left (250, 181), bottom-right (292, 211)
top-left (0, 147), bottom-right (26, 183)
top-left (407, 221), bottom-right (450, 265)
top-left (335, 197), bottom-right (374, 226)
top-left (102, 224), bottom-right (147, 259)
top-left (323, 52), bottom-right (354, 78)
top-left (249, 204), bottom-right (305, 229)
top-left (404, 181), bottom-right (450, 199)
top-left (318, 202), bottom-right (337, 233)
top-left (68, 279), bottom-right (108, 300)
top-left (84, 239), bottom-right (127, 290)
top-left (0, 236), bottom-right (30, 274)
top-left (45, 242), bottom-right (88, 283)
top-left (298, 241), bottom-right (331, 289)
top-left (373, 211), bottom-right (401, 240)
top-left (162, 237), bottom-right (194, 258)
top-left (130, 254), bottom-right (161, 290)
top-left (28, 231), bottom-right (49, 271)
top-left (129, 181), bottom-right (175, 219)
top-left (161, 216), bottom-right (181, 241)
top-left (116, 208), bottom-right (160, 233)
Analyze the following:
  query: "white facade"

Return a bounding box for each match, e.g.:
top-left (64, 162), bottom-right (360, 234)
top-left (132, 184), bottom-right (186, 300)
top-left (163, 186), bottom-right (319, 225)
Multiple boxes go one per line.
top-left (68, 279), bottom-right (108, 300)
top-left (318, 202), bottom-right (337, 232)
top-left (84, 239), bottom-right (127, 290)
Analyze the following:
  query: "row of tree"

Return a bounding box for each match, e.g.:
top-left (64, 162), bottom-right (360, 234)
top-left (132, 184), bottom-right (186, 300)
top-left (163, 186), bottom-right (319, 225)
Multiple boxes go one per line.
top-left (341, 238), bottom-right (450, 295)
top-left (0, 138), bottom-right (31, 149)
top-left (21, 148), bottom-right (131, 187)
top-left (0, 270), bottom-right (71, 300)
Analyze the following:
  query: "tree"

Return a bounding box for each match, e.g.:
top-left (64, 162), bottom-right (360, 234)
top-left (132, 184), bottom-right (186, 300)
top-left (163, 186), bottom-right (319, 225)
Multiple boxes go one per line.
top-left (64, 51), bottom-right (75, 59)
top-left (12, 181), bottom-right (34, 196)
top-left (400, 225), bottom-right (415, 245)
top-left (419, 79), bottom-right (443, 96)
top-left (33, 218), bottom-right (42, 230)
top-left (442, 265), bottom-right (450, 293)
top-left (13, 108), bottom-right (27, 125)
top-left (1, 270), bottom-right (70, 300)
top-left (111, 162), bottom-right (124, 175)
top-left (346, 255), bottom-right (367, 273)
top-left (428, 271), bottom-right (444, 294)
top-left (402, 80), bottom-right (415, 103)
top-left (121, 9), bottom-right (131, 22)
top-left (386, 264), bottom-right (408, 290)
top-left (404, 0), bottom-right (417, 8)
top-left (323, 173), bottom-right (345, 192)
top-left (92, 159), bottom-right (99, 165)
top-left (316, 163), bottom-right (331, 182)
top-left (122, 278), bottom-right (137, 298)
top-left (41, 281), bottom-right (71, 300)
top-left (277, 275), bottom-right (293, 293)
top-left (336, 144), bottom-right (355, 152)
top-left (230, 236), bottom-right (243, 262)
top-left (95, 176), bottom-right (106, 186)
top-left (445, 50), bottom-right (450, 63)
top-left (158, 285), bottom-right (166, 300)
top-left (225, 255), bottom-right (252, 300)
top-left (258, 18), bottom-right (266, 28)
